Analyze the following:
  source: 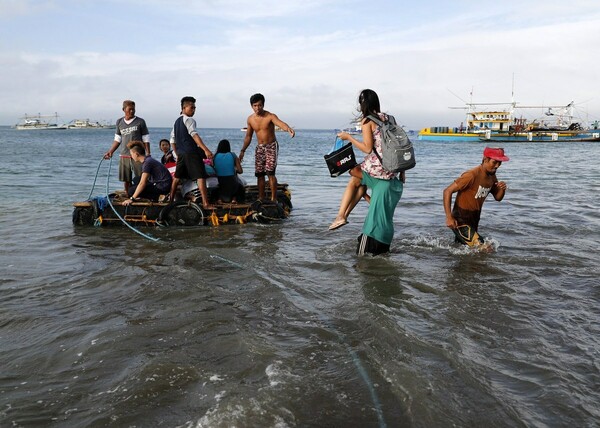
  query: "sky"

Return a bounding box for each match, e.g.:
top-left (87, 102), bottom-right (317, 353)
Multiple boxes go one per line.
top-left (1, 0), bottom-right (599, 129)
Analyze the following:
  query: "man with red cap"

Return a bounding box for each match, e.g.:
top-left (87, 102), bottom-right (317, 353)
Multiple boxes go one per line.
top-left (443, 147), bottom-right (509, 246)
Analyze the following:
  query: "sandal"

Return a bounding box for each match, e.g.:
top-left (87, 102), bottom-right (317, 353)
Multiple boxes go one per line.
top-left (328, 218), bottom-right (348, 230)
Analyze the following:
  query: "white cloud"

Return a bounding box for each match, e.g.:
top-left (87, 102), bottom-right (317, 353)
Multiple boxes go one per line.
top-left (124, 0), bottom-right (339, 21)
top-left (0, 0), bottom-right (56, 18)
top-left (1, 1), bottom-right (599, 129)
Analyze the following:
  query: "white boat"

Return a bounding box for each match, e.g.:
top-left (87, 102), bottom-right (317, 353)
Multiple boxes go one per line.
top-left (66, 119), bottom-right (115, 129)
top-left (336, 121), bottom-right (362, 135)
top-left (14, 113), bottom-right (67, 130)
top-left (346, 124), bottom-right (362, 135)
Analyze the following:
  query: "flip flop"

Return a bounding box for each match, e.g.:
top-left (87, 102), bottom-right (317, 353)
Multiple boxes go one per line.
top-left (328, 219), bottom-right (348, 230)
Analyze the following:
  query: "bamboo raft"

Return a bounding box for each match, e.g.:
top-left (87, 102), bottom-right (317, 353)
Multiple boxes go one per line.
top-left (72, 184), bottom-right (292, 227)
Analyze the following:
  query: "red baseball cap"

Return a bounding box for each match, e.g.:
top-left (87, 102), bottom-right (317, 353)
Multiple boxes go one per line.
top-left (483, 147), bottom-right (510, 161)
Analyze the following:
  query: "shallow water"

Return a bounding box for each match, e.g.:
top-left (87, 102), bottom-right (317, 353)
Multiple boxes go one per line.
top-left (1, 126), bottom-right (599, 427)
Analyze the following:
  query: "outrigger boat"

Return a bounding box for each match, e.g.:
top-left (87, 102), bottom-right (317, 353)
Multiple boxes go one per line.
top-left (72, 184), bottom-right (292, 227)
top-left (67, 119), bottom-right (116, 129)
top-left (14, 113), bottom-right (67, 130)
top-left (418, 94), bottom-right (599, 142)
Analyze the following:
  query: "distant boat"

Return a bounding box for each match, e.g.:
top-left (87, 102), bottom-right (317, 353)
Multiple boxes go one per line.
top-left (66, 119), bottom-right (115, 129)
top-left (418, 99), bottom-right (600, 143)
top-left (335, 121), bottom-right (362, 135)
top-left (14, 113), bottom-right (67, 130)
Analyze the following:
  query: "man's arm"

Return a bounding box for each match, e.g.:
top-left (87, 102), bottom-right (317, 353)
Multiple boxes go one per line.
top-left (271, 114), bottom-right (295, 138)
top-left (104, 140), bottom-right (120, 159)
top-left (234, 155), bottom-right (243, 174)
top-left (443, 182), bottom-right (460, 228)
top-left (239, 123), bottom-right (253, 162)
top-left (169, 129), bottom-right (177, 159)
top-left (123, 173), bottom-right (150, 204)
top-left (193, 134), bottom-right (212, 159)
top-left (491, 181), bottom-right (507, 201)
top-left (141, 121), bottom-right (151, 155)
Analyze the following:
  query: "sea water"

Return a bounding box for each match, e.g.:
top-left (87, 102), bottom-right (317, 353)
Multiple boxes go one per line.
top-left (0, 126), bottom-right (599, 427)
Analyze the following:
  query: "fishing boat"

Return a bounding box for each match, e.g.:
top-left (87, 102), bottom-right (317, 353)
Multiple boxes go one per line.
top-left (335, 123), bottom-right (362, 135)
top-left (418, 99), bottom-right (599, 143)
top-left (14, 113), bottom-right (67, 130)
top-left (72, 184), bottom-right (292, 227)
top-left (67, 119), bottom-right (116, 129)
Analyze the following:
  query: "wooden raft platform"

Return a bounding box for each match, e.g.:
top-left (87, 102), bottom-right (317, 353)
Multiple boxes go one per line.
top-left (73, 184), bottom-right (292, 227)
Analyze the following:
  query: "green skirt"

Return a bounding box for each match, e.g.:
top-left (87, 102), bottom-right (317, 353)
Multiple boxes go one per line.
top-left (360, 172), bottom-right (403, 245)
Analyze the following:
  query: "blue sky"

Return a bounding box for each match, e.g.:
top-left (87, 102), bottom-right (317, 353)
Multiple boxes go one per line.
top-left (1, 0), bottom-right (599, 129)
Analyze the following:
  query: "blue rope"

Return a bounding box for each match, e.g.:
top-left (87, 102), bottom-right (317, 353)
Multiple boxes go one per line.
top-left (104, 156), bottom-right (160, 242)
top-left (345, 344), bottom-right (386, 427)
top-left (316, 312), bottom-right (387, 428)
top-left (86, 157), bottom-right (105, 200)
top-left (251, 264), bottom-right (387, 427)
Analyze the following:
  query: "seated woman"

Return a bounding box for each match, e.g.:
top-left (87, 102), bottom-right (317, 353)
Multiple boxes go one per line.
top-left (122, 141), bottom-right (173, 204)
top-left (159, 138), bottom-right (175, 165)
top-left (213, 139), bottom-right (245, 203)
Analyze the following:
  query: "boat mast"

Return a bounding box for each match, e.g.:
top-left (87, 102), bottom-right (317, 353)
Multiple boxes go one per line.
top-left (510, 73), bottom-right (516, 118)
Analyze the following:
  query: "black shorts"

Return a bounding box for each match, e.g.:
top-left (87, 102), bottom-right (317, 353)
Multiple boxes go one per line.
top-left (175, 151), bottom-right (207, 180)
top-left (452, 225), bottom-right (484, 247)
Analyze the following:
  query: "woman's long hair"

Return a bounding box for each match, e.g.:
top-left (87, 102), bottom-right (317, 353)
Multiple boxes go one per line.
top-left (358, 89), bottom-right (381, 123)
top-left (216, 139), bottom-right (231, 154)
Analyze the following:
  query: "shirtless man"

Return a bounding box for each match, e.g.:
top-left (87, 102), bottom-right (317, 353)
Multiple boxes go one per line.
top-left (239, 93), bottom-right (295, 201)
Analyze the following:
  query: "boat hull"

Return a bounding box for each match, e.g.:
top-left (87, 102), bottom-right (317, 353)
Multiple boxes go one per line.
top-left (418, 128), bottom-right (600, 143)
top-left (417, 133), bottom-right (482, 141)
top-left (15, 124), bottom-right (68, 130)
top-left (479, 130), bottom-right (600, 143)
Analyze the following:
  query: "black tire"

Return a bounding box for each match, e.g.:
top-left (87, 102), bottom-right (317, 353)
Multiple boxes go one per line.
top-left (72, 206), bottom-right (95, 226)
top-left (158, 201), bottom-right (206, 226)
top-left (250, 200), bottom-right (285, 223)
top-left (276, 192), bottom-right (292, 210)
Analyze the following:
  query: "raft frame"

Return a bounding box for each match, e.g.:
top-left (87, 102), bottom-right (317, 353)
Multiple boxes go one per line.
top-left (73, 184), bottom-right (292, 227)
